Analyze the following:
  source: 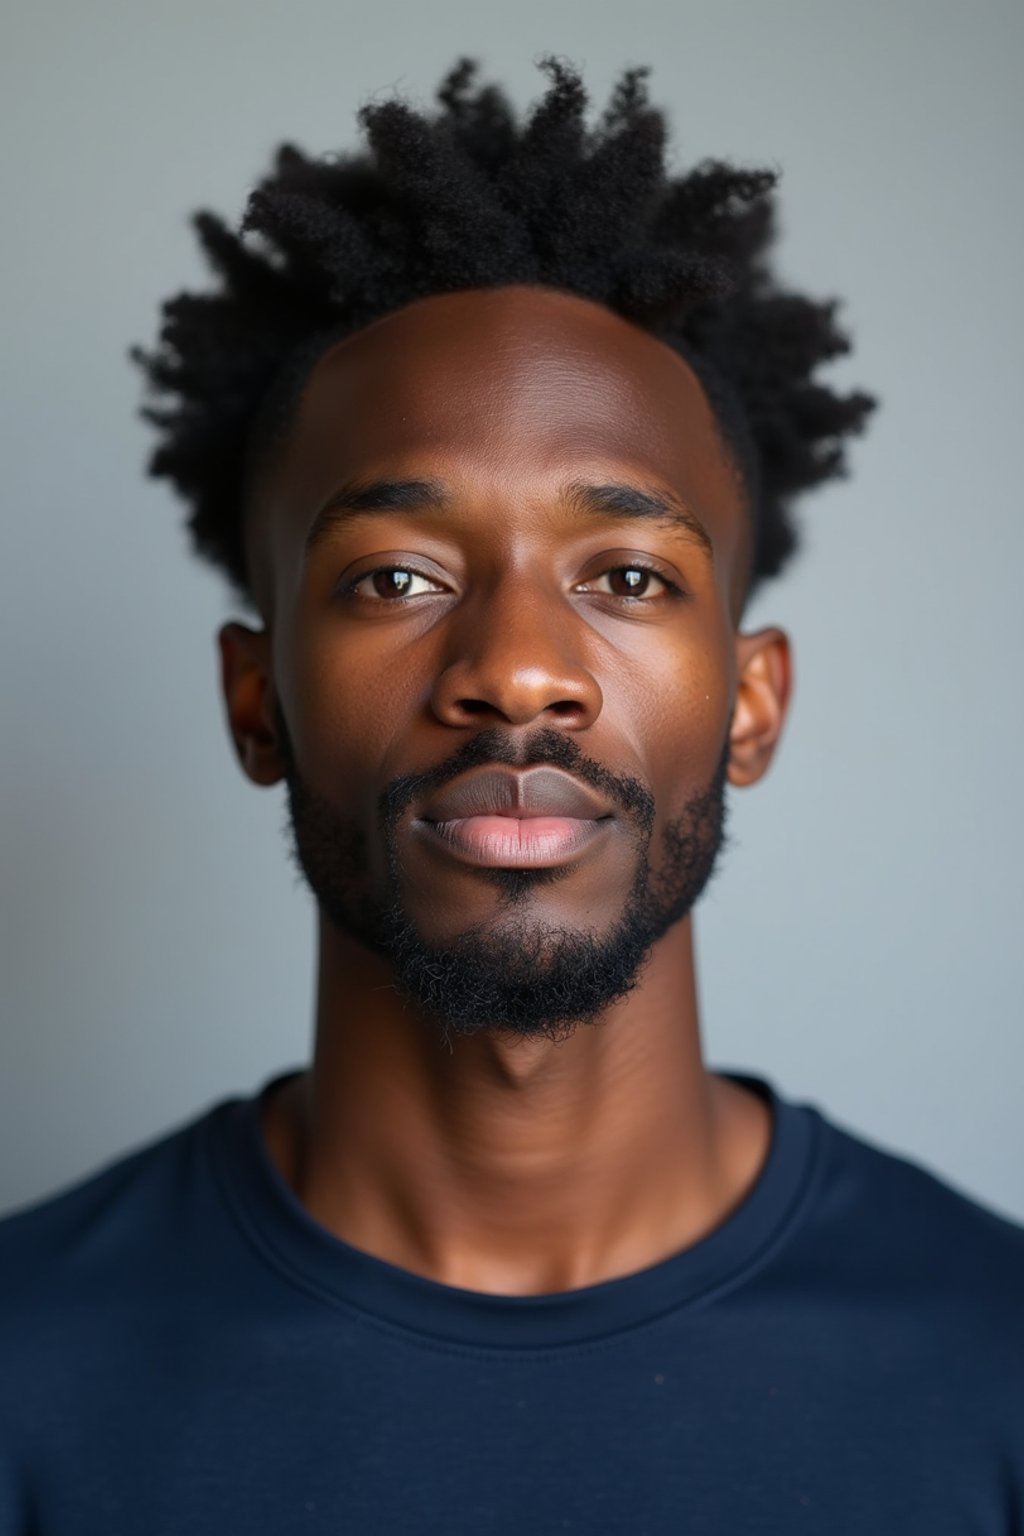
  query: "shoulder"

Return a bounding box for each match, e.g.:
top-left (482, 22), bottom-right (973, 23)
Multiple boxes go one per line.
top-left (797, 1095), bottom-right (1024, 1364)
top-left (0, 1096), bottom-right (233, 1321)
top-left (0, 1091), bottom-right (255, 1493)
top-left (755, 1086), bottom-right (1024, 1451)
top-left (812, 1100), bottom-right (1024, 1262)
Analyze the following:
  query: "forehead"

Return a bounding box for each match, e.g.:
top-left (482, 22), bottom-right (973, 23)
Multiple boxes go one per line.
top-left (250, 285), bottom-right (749, 605)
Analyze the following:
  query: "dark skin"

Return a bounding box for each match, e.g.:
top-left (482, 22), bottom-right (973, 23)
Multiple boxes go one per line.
top-left (220, 284), bottom-right (792, 1295)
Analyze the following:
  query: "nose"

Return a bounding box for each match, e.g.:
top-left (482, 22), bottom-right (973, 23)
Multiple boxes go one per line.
top-left (429, 574), bottom-right (603, 730)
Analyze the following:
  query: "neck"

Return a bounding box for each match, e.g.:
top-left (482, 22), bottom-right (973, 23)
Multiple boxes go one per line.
top-left (263, 913), bottom-right (771, 1295)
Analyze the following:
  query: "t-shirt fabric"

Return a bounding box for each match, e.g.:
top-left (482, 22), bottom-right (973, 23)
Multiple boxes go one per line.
top-left (1, 1068), bottom-right (1022, 1535)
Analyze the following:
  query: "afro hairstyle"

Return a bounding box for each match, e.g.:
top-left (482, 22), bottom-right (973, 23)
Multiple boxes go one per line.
top-left (132, 56), bottom-right (876, 609)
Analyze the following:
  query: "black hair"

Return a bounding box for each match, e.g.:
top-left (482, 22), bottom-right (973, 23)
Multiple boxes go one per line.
top-left (132, 57), bottom-right (875, 608)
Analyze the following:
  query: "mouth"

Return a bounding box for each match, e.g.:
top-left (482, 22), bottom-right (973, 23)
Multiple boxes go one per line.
top-left (413, 813), bottom-right (613, 869)
top-left (411, 764), bottom-right (617, 870)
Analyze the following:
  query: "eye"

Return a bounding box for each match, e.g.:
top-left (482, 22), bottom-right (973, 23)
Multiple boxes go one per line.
top-left (577, 564), bottom-right (680, 602)
top-left (343, 565), bottom-right (447, 601)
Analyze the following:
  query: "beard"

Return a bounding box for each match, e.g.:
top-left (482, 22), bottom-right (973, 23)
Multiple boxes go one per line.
top-left (276, 706), bottom-right (730, 1044)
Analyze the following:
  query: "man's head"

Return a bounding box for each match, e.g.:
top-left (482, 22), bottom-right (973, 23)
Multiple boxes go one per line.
top-left (134, 60), bottom-right (874, 1040)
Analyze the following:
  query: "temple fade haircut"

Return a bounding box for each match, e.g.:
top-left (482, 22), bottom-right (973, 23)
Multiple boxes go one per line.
top-left (133, 56), bottom-right (875, 609)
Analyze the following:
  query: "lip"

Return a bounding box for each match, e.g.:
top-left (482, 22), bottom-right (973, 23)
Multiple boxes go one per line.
top-left (418, 766), bottom-right (614, 823)
top-left (413, 766), bottom-right (616, 870)
top-left (413, 813), bottom-right (612, 869)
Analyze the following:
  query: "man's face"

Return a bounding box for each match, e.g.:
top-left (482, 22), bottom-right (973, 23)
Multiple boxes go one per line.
top-left (233, 286), bottom-right (780, 1039)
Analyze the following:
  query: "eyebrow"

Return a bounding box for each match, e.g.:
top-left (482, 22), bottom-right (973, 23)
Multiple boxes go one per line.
top-left (562, 481), bottom-right (713, 556)
top-left (304, 476), bottom-right (713, 558)
top-left (305, 479), bottom-right (448, 556)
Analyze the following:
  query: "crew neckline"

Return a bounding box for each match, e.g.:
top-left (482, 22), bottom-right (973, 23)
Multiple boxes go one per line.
top-left (207, 1068), bottom-right (822, 1352)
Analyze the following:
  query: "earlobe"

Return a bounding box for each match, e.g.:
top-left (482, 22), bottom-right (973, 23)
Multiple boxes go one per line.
top-left (727, 626), bottom-right (793, 787)
top-left (217, 622), bottom-right (284, 787)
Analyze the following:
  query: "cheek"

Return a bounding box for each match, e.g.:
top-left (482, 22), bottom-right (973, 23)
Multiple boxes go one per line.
top-left (274, 613), bottom-right (423, 803)
top-left (627, 641), bottom-right (735, 809)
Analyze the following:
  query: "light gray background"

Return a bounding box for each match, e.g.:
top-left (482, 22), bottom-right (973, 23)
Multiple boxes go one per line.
top-left (2, 0), bottom-right (1021, 1221)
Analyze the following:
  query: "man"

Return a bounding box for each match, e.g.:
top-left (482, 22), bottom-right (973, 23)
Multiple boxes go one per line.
top-left (1, 58), bottom-right (1021, 1535)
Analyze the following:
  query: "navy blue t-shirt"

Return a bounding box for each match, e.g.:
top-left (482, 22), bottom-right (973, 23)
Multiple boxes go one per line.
top-left (1, 1069), bottom-right (1022, 1534)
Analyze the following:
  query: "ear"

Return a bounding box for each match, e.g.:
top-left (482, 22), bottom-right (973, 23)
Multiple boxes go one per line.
top-left (727, 626), bottom-right (793, 787)
top-left (217, 622), bottom-right (285, 787)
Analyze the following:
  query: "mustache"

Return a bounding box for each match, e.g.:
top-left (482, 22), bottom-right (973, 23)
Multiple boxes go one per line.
top-left (379, 727), bottom-right (656, 834)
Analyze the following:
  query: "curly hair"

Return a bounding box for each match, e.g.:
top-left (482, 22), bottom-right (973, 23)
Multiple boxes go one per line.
top-left (132, 56), bottom-right (875, 609)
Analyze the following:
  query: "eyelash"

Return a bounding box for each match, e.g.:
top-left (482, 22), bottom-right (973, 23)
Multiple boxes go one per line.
top-left (340, 562), bottom-right (684, 605)
top-left (578, 563), bottom-right (683, 602)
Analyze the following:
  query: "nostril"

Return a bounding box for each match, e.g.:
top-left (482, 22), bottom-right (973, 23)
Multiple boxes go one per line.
top-left (451, 696), bottom-right (589, 724)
